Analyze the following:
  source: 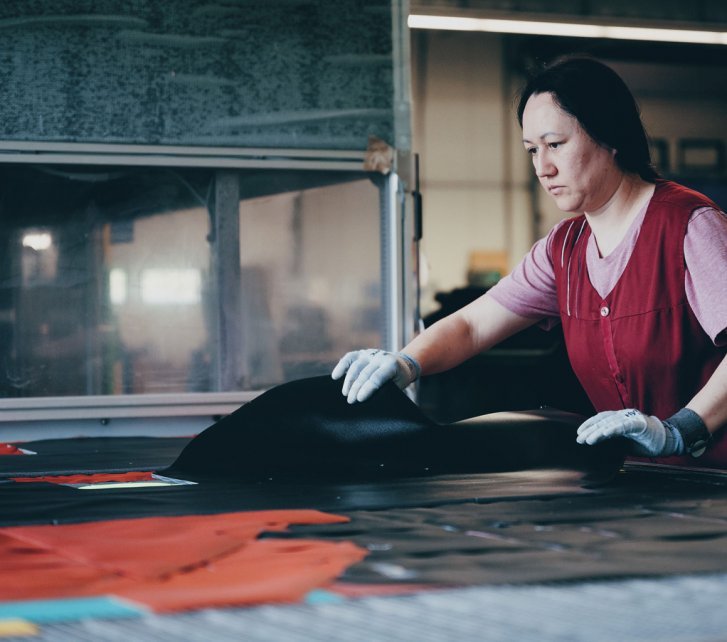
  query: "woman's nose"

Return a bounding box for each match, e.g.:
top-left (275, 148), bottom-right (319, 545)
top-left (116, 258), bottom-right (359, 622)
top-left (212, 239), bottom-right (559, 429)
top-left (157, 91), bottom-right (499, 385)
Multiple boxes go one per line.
top-left (534, 153), bottom-right (555, 178)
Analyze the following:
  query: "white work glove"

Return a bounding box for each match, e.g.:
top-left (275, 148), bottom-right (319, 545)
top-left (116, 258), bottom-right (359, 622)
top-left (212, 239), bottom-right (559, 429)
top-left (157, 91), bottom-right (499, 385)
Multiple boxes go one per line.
top-left (331, 349), bottom-right (421, 404)
top-left (576, 408), bottom-right (684, 457)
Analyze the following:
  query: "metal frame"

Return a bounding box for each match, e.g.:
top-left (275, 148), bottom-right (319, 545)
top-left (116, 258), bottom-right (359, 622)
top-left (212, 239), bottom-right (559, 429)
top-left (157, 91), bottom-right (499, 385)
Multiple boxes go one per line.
top-left (0, 391), bottom-right (258, 422)
top-left (0, 141), bottom-right (366, 170)
top-left (381, 172), bottom-right (401, 352)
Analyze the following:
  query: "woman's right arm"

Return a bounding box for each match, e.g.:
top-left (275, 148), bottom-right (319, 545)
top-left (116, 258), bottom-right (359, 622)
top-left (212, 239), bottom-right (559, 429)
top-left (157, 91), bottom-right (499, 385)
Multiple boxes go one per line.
top-left (333, 225), bottom-right (563, 403)
top-left (405, 293), bottom-right (539, 376)
top-left (333, 294), bottom-right (539, 403)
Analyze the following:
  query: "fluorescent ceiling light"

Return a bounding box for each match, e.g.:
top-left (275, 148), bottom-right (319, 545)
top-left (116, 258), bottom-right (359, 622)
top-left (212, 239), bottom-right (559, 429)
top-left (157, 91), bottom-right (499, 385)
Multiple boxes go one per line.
top-left (408, 14), bottom-right (727, 45)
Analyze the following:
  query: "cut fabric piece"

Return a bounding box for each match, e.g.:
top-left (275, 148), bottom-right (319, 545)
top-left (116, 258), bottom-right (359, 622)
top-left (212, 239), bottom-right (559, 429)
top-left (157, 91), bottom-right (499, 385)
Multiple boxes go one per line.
top-left (11, 472), bottom-right (156, 485)
top-left (0, 596), bottom-right (145, 624)
top-left (0, 444), bottom-right (26, 456)
top-left (118, 538), bottom-right (365, 612)
top-left (0, 618), bottom-right (38, 636)
top-left (167, 376), bottom-right (626, 483)
top-left (11, 472), bottom-right (195, 490)
top-left (0, 510), bottom-right (366, 612)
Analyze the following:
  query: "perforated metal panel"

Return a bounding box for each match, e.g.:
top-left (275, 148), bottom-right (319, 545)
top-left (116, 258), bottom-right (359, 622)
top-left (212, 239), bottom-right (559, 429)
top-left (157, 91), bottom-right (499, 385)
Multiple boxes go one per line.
top-left (0, 1), bottom-right (401, 150)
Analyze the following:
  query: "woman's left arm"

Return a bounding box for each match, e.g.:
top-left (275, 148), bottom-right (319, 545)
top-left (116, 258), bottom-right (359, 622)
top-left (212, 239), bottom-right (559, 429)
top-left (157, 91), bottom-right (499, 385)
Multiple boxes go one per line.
top-left (576, 344), bottom-right (727, 458)
top-left (687, 353), bottom-right (727, 434)
top-left (683, 205), bottom-right (727, 434)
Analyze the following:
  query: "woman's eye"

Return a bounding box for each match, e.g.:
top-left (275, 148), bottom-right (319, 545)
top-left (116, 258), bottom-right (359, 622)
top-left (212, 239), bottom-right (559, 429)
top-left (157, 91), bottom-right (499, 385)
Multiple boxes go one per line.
top-left (548, 142), bottom-right (561, 150)
top-left (526, 147), bottom-right (537, 155)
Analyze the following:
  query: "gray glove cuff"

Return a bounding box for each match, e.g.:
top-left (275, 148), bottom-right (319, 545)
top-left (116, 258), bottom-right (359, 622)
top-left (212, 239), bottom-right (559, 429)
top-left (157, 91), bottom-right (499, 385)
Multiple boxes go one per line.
top-left (660, 421), bottom-right (685, 457)
top-left (663, 408), bottom-right (711, 458)
top-left (397, 352), bottom-right (421, 384)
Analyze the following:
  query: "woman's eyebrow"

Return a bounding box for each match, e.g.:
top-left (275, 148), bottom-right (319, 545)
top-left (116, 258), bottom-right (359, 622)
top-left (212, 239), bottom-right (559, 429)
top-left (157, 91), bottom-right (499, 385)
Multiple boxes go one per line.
top-left (522, 131), bottom-right (562, 144)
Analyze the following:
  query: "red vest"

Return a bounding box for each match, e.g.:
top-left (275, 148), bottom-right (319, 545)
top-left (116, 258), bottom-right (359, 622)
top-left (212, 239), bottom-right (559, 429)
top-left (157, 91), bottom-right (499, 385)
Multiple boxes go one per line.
top-left (552, 181), bottom-right (727, 468)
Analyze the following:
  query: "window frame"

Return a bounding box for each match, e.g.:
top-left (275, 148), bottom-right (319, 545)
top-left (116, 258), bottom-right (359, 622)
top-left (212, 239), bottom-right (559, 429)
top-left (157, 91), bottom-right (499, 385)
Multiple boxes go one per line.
top-left (0, 142), bottom-right (409, 433)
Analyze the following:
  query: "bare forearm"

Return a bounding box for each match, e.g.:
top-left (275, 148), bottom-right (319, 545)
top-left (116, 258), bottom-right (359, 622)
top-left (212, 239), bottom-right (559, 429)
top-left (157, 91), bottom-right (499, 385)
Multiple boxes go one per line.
top-left (401, 313), bottom-right (479, 376)
top-left (403, 295), bottom-right (539, 376)
top-left (687, 354), bottom-right (727, 434)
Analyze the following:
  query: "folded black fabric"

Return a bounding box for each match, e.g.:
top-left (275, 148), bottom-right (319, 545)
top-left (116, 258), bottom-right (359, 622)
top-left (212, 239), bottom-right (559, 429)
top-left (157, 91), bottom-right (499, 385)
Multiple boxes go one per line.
top-left (166, 376), bottom-right (626, 483)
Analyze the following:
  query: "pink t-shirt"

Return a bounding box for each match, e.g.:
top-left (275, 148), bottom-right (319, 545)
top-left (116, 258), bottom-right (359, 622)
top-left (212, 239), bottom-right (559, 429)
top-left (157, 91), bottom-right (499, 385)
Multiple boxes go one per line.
top-left (487, 205), bottom-right (727, 345)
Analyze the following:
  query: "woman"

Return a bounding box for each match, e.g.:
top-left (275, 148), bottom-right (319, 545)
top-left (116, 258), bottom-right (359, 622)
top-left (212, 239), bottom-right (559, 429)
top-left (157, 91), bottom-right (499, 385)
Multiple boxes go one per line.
top-left (332, 56), bottom-right (727, 468)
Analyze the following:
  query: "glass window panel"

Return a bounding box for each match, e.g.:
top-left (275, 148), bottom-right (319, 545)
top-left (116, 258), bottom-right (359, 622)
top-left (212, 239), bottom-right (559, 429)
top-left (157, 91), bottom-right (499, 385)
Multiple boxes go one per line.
top-left (239, 176), bottom-right (382, 388)
top-left (0, 164), bottom-right (214, 398)
top-left (0, 164), bottom-right (383, 399)
top-left (106, 204), bottom-right (212, 395)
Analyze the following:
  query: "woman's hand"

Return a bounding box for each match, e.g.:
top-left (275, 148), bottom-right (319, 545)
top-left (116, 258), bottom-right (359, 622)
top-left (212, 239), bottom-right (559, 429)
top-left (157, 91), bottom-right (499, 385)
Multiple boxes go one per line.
top-left (576, 409), bottom-right (683, 456)
top-left (331, 349), bottom-right (421, 404)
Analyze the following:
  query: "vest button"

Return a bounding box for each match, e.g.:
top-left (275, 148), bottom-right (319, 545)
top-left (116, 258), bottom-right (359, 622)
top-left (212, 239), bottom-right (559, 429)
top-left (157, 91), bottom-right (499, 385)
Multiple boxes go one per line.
top-left (600, 306), bottom-right (610, 317)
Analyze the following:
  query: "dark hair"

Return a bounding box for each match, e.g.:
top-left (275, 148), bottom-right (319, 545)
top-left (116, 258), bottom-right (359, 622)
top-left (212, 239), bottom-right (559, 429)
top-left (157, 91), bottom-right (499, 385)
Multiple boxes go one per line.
top-left (516, 56), bottom-right (659, 182)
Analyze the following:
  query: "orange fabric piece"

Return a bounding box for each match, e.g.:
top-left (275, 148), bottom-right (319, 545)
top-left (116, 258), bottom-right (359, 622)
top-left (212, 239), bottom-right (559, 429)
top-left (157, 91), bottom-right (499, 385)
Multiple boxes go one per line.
top-left (117, 539), bottom-right (365, 612)
top-left (12, 472), bottom-right (155, 484)
top-left (0, 511), bottom-right (367, 612)
top-left (0, 443), bottom-right (24, 456)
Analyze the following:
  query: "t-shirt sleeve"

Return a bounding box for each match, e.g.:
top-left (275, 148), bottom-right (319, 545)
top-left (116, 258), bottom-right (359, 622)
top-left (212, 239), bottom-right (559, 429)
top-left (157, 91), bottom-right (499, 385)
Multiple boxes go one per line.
top-left (685, 206), bottom-right (727, 346)
top-left (486, 222), bottom-right (563, 325)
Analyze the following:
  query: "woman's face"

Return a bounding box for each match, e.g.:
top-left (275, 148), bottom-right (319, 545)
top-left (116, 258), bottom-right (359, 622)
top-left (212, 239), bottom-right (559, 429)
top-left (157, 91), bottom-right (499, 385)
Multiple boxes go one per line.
top-left (521, 92), bottom-right (623, 214)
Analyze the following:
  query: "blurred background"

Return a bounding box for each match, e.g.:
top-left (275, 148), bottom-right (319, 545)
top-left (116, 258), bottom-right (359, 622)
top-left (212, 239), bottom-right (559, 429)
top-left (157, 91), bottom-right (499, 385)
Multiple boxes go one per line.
top-left (0, 0), bottom-right (725, 432)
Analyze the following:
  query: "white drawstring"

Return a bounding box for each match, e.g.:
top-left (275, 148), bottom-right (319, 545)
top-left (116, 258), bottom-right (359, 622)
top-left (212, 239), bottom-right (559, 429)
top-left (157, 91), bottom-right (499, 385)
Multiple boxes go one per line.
top-left (564, 219), bottom-right (587, 318)
top-left (560, 220), bottom-right (576, 269)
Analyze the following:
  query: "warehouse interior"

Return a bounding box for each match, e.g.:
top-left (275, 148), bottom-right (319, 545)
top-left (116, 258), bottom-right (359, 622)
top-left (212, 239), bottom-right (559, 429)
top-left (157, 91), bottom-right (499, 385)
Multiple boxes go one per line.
top-left (0, 1), bottom-right (727, 640)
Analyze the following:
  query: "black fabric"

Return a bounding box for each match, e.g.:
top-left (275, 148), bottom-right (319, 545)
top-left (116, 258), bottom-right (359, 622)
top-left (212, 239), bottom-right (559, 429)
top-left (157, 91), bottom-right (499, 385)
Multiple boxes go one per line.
top-left (287, 475), bottom-right (727, 585)
top-left (3, 465), bottom-right (727, 585)
top-left (0, 469), bottom-right (613, 528)
top-left (166, 375), bottom-right (626, 483)
top-left (0, 437), bottom-right (190, 479)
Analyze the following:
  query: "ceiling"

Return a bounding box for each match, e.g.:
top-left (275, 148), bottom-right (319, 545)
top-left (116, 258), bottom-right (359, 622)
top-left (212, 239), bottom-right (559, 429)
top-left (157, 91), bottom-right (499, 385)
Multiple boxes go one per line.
top-left (410, 0), bottom-right (727, 89)
top-left (410, 0), bottom-right (727, 27)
